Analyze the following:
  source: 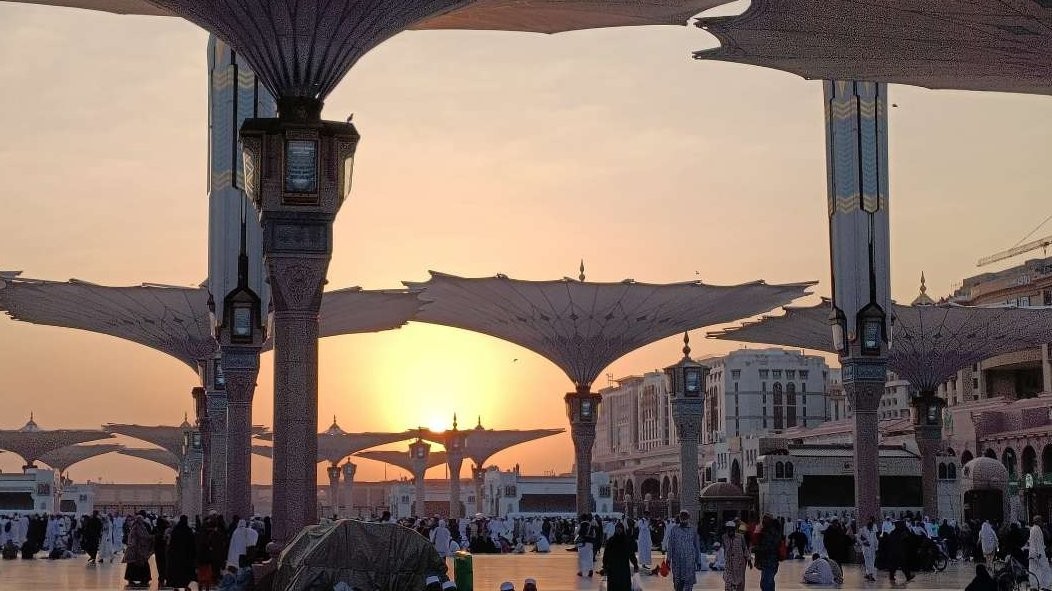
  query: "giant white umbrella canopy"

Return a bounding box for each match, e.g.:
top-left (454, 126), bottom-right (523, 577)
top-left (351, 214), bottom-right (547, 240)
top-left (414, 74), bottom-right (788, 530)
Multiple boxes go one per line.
top-left (693, 0), bottom-right (1052, 96)
top-left (3, 0), bottom-right (733, 103)
top-left (119, 447), bottom-right (182, 471)
top-left (355, 449), bottom-right (450, 476)
top-left (0, 273), bottom-right (422, 373)
top-left (405, 271), bottom-right (815, 388)
top-left (39, 443), bottom-right (124, 475)
top-left (0, 415), bottom-right (114, 467)
top-left (254, 418), bottom-right (414, 465)
top-left (709, 300), bottom-right (1052, 392)
top-left (417, 422), bottom-right (563, 468)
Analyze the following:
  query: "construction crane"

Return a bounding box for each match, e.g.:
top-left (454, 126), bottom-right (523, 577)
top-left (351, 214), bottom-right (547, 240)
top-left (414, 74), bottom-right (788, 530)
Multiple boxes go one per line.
top-left (978, 234), bottom-right (1052, 267)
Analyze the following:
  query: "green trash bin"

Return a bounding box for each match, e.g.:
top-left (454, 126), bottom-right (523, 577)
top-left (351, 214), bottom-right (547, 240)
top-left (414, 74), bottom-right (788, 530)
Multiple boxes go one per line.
top-left (453, 550), bottom-right (473, 591)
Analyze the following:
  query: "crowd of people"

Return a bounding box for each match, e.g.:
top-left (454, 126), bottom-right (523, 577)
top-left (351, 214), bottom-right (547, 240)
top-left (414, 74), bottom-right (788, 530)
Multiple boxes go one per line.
top-left (0, 511), bottom-right (271, 590)
top-left (4, 508), bottom-right (1036, 590)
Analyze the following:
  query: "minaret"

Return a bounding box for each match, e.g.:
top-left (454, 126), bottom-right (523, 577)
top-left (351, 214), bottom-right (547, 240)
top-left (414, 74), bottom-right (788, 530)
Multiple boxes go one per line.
top-left (207, 35), bottom-right (275, 519)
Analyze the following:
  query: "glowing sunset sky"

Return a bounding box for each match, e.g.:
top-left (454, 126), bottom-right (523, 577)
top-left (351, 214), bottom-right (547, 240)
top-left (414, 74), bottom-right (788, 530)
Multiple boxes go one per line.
top-left (0, 2), bottom-right (1050, 486)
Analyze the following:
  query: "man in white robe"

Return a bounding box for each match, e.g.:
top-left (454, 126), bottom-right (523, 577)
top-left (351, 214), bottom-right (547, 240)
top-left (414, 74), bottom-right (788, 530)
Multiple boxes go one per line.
top-left (979, 520), bottom-right (999, 563)
top-left (534, 535), bottom-right (550, 553)
top-left (1030, 516), bottom-right (1052, 591)
top-left (858, 518), bottom-right (878, 582)
top-left (431, 520), bottom-right (453, 558)
top-left (812, 520), bottom-right (827, 557)
top-left (227, 519), bottom-right (259, 568)
top-left (636, 516), bottom-right (653, 567)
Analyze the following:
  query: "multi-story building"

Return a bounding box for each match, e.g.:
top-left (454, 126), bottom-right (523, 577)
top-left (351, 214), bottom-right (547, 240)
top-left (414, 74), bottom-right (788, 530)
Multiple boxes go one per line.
top-left (946, 257), bottom-right (1052, 401)
top-left (880, 372), bottom-right (916, 420)
top-left (593, 348), bottom-right (833, 515)
top-left (704, 348), bottom-right (831, 441)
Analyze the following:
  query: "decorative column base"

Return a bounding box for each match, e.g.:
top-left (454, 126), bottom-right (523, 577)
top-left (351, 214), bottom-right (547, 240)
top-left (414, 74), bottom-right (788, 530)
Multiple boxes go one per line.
top-left (206, 391), bottom-right (229, 515)
top-left (414, 470), bottom-right (427, 518)
top-left (671, 398), bottom-right (703, 527)
top-left (326, 465), bottom-right (341, 518)
top-left (565, 389), bottom-right (601, 515)
top-left (843, 358), bottom-right (885, 522)
top-left (342, 462), bottom-right (356, 518)
top-left (221, 345), bottom-right (261, 521)
top-left (914, 418), bottom-right (944, 518)
top-left (472, 465), bottom-right (485, 517)
top-left (448, 455), bottom-right (464, 519)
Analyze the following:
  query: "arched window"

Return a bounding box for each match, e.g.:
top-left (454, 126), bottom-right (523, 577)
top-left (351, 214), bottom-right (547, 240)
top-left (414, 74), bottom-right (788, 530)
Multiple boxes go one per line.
top-left (1003, 448), bottom-right (1018, 478)
top-left (786, 462), bottom-right (794, 478)
top-left (985, 448), bottom-right (997, 459)
top-left (1043, 445), bottom-right (1052, 475)
top-left (938, 463), bottom-right (947, 479)
top-left (946, 447), bottom-right (956, 456)
top-left (786, 383), bottom-right (797, 428)
top-left (961, 450), bottom-right (974, 465)
top-left (775, 461), bottom-right (785, 479)
top-left (773, 383), bottom-right (784, 430)
top-left (731, 459), bottom-right (742, 486)
top-left (1023, 446), bottom-right (1037, 475)
top-left (948, 463), bottom-right (957, 480)
top-left (672, 475), bottom-right (679, 496)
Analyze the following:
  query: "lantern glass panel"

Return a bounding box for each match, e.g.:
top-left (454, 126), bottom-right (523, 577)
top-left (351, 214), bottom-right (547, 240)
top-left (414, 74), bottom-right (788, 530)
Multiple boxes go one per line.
top-left (285, 140), bottom-right (318, 193)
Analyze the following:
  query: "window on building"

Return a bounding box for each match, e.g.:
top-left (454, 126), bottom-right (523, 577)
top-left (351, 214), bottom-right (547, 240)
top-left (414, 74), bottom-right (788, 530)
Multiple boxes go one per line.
top-left (786, 462), bottom-right (794, 478)
top-left (786, 383), bottom-right (797, 427)
top-left (948, 464), bottom-right (957, 479)
top-left (772, 370), bottom-right (782, 379)
top-left (973, 378), bottom-right (979, 389)
top-left (731, 369), bottom-right (740, 379)
top-left (1021, 296), bottom-right (1031, 307)
top-left (1044, 290), bottom-right (1052, 306)
top-left (786, 370), bottom-right (796, 380)
top-left (759, 369), bottom-right (769, 379)
top-left (800, 370), bottom-right (809, 380)
top-left (775, 461), bottom-right (785, 479)
top-left (773, 383), bottom-right (784, 430)
top-left (734, 382), bottom-right (739, 392)
top-left (762, 382), bottom-right (767, 392)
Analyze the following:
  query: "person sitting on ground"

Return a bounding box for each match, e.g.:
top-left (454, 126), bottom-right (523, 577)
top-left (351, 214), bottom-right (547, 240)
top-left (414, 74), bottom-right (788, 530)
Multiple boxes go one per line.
top-left (709, 542), bottom-right (725, 571)
top-left (964, 563), bottom-right (997, 591)
top-left (499, 582), bottom-right (515, 591)
top-left (523, 578), bottom-right (537, 591)
top-left (801, 553), bottom-right (844, 585)
top-left (534, 535), bottom-right (550, 553)
top-left (2, 539), bottom-right (19, 560)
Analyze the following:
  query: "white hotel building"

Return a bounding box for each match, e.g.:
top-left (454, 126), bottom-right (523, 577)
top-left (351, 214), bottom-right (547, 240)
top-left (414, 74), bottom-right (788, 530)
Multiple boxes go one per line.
top-left (593, 348), bottom-right (832, 510)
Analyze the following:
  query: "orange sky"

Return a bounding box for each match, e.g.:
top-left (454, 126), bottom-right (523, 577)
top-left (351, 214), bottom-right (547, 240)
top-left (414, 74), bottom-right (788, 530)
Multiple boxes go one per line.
top-left (0, 3), bottom-right (1050, 485)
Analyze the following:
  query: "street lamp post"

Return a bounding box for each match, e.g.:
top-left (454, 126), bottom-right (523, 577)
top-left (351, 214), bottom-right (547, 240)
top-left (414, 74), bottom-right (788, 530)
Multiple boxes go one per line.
top-left (565, 386), bottom-right (602, 514)
top-left (241, 100), bottom-right (359, 542)
top-left (665, 333), bottom-right (708, 528)
top-left (912, 391), bottom-right (947, 518)
top-left (409, 439), bottom-right (431, 518)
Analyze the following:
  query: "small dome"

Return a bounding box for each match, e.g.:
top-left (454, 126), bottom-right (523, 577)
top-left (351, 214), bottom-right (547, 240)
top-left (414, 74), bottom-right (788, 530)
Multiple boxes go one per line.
top-left (910, 273), bottom-right (936, 306)
top-left (701, 482), bottom-right (747, 498)
top-left (324, 415), bottom-right (346, 436)
top-left (961, 457), bottom-right (1009, 490)
top-left (19, 413), bottom-right (39, 432)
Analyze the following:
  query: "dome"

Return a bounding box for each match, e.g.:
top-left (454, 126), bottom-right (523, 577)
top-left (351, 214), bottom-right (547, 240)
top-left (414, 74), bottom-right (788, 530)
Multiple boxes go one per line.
top-left (701, 482), bottom-right (747, 499)
top-left (961, 457), bottom-right (1009, 490)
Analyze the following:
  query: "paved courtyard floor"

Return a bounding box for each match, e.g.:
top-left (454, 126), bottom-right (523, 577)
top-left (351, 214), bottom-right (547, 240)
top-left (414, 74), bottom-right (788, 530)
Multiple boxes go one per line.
top-left (0, 548), bottom-right (979, 590)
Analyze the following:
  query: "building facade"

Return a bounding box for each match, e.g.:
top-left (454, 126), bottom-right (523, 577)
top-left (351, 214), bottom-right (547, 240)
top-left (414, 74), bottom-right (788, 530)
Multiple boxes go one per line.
top-left (946, 257), bottom-right (1052, 401)
top-left (704, 348), bottom-right (831, 441)
top-left (880, 372), bottom-right (916, 420)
